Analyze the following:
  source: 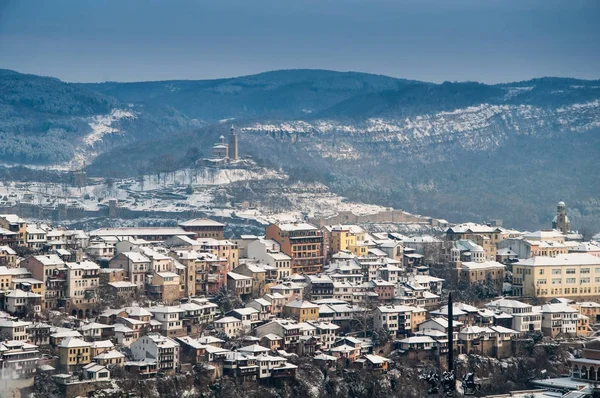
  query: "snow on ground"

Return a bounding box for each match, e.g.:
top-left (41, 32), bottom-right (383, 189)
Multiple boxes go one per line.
top-left (0, 163), bottom-right (405, 228)
top-left (85, 109), bottom-right (136, 147)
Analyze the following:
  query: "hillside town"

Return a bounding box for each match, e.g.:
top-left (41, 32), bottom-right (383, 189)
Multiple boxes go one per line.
top-left (0, 201), bottom-right (599, 397)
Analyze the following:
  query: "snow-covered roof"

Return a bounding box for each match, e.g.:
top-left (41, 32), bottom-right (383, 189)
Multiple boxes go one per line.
top-left (516, 253), bottom-right (600, 267)
top-left (179, 218), bottom-right (225, 227)
top-left (277, 222), bottom-right (318, 232)
top-left (285, 299), bottom-right (319, 309)
top-left (58, 337), bottom-right (91, 348)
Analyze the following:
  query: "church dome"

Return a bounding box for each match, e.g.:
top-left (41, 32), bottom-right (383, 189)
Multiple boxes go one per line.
top-left (557, 201), bottom-right (566, 210)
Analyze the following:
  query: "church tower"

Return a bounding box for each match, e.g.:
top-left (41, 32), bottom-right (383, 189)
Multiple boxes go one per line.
top-left (552, 201), bottom-right (571, 234)
top-left (229, 125), bottom-right (239, 161)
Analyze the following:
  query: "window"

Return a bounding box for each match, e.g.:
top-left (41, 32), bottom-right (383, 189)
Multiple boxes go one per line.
top-left (552, 278), bottom-right (561, 285)
top-left (552, 269), bottom-right (561, 275)
top-left (539, 269), bottom-right (544, 275)
top-left (566, 269), bottom-right (576, 274)
top-left (566, 278), bottom-right (576, 284)
top-left (582, 268), bottom-right (590, 274)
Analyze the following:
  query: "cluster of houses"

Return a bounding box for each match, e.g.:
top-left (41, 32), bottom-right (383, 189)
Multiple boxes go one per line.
top-left (0, 203), bottom-right (597, 395)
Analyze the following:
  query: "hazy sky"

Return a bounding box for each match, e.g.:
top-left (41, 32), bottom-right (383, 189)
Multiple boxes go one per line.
top-left (1, 0), bottom-right (599, 83)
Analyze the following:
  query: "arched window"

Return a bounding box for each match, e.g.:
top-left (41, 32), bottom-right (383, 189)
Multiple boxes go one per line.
top-left (582, 366), bottom-right (588, 379)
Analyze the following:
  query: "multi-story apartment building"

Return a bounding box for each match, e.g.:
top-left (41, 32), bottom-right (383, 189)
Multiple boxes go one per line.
top-left (198, 239), bottom-right (239, 271)
top-left (374, 305), bottom-right (426, 336)
top-left (0, 340), bottom-right (40, 380)
top-left (131, 334), bottom-right (180, 374)
top-left (22, 255), bottom-right (67, 310)
top-left (0, 215), bottom-right (27, 246)
top-left (512, 253), bottom-right (600, 299)
top-left (540, 303), bottom-right (579, 337)
top-left (147, 306), bottom-right (185, 337)
top-left (265, 223), bottom-right (324, 275)
top-left (65, 261), bottom-right (100, 317)
top-left (109, 251), bottom-right (151, 289)
top-left (247, 239), bottom-right (293, 280)
top-left (486, 298), bottom-right (542, 334)
top-left (322, 225), bottom-right (366, 257)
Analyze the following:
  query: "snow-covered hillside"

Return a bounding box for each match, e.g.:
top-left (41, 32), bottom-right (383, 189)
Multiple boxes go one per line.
top-left (242, 100), bottom-right (600, 156)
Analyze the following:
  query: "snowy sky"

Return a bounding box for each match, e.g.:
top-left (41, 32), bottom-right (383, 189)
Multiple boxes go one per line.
top-left (1, 0), bottom-right (599, 83)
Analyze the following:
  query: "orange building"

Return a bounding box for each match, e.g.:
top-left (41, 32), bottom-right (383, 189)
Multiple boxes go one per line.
top-left (265, 223), bottom-right (324, 275)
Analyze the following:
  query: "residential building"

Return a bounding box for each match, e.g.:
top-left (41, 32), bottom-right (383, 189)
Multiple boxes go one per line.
top-left (58, 337), bottom-right (92, 371)
top-left (486, 299), bottom-right (542, 334)
top-left (131, 334), bottom-right (180, 374)
top-left (265, 223), bottom-right (324, 275)
top-left (0, 340), bottom-right (40, 380)
top-left (65, 261), bottom-right (100, 317)
top-left (109, 252), bottom-right (150, 289)
top-left (283, 300), bottom-right (319, 322)
top-left (247, 239), bottom-right (293, 280)
top-left (0, 215), bottom-right (27, 246)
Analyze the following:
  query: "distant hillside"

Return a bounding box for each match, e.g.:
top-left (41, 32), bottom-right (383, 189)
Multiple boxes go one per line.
top-left (2, 68), bottom-right (599, 231)
top-left (0, 69), bottom-right (198, 165)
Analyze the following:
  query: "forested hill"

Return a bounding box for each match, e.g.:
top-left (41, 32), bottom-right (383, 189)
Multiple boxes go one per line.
top-left (0, 69), bottom-right (198, 164)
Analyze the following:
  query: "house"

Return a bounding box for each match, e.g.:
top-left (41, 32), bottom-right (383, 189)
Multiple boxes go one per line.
top-left (0, 215), bottom-right (27, 246)
top-left (233, 263), bottom-right (268, 298)
top-left (306, 275), bottom-right (334, 300)
top-left (540, 303), bottom-right (579, 337)
top-left (82, 363), bottom-right (111, 382)
top-left (108, 281), bottom-right (137, 298)
top-left (0, 340), bottom-right (40, 380)
top-left (354, 354), bottom-right (390, 373)
top-left (79, 322), bottom-right (114, 341)
top-left (486, 299), bottom-right (542, 334)
top-left (113, 323), bottom-right (136, 347)
top-left (329, 337), bottom-right (363, 363)
top-left (131, 334), bottom-right (180, 374)
top-left (93, 350), bottom-right (125, 367)
top-left (65, 261), bottom-right (100, 318)
top-left (109, 252), bottom-right (150, 289)
top-left (247, 239), bottom-right (293, 280)
top-left (21, 255), bottom-right (67, 310)
top-left (230, 307), bottom-right (261, 332)
top-left (374, 305), bottom-right (425, 337)
top-left (0, 246), bottom-right (17, 267)
top-left (512, 253), bottom-right (600, 299)
top-left (255, 320), bottom-right (301, 351)
top-left (283, 300), bottom-right (319, 322)
top-left (0, 320), bottom-right (32, 341)
top-left (457, 261), bottom-right (505, 290)
top-left (214, 316), bottom-right (243, 338)
top-left (227, 272), bottom-right (253, 300)
top-left (147, 306), bottom-right (185, 337)
top-left (4, 289), bottom-right (42, 316)
top-left (58, 337), bottom-right (92, 371)
top-left (147, 272), bottom-right (181, 303)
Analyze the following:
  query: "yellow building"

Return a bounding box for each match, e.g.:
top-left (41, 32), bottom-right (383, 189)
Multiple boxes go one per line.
top-left (513, 253), bottom-right (600, 299)
top-left (283, 299), bottom-right (319, 322)
top-left (577, 314), bottom-right (591, 337)
top-left (58, 337), bottom-right (92, 371)
top-left (410, 307), bottom-right (427, 332)
top-left (324, 225), bottom-right (366, 256)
